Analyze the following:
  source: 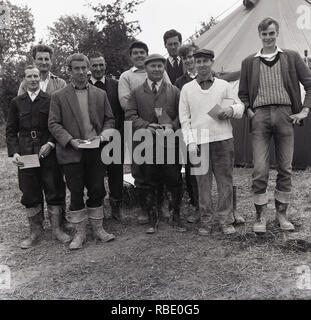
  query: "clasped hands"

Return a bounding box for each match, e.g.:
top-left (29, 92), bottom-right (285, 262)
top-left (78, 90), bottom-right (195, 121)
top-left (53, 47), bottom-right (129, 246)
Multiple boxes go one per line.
top-left (217, 105), bottom-right (234, 120)
top-left (147, 123), bottom-right (174, 136)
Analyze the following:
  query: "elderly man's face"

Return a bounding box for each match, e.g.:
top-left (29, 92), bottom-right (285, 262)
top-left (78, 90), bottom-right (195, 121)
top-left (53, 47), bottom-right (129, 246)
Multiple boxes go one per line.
top-left (130, 47), bottom-right (148, 69)
top-left (145, 60), bottom-right (165, 82)
top-left (259, 23), bottom-right (279, 51)
top-left (165, 36), bottom-right (181, 58)
top-left (24, 68), bottom-right (40, 92)
top-left (195, 56), bottom-right (214, 78)
top-left (90, 56), bottom-right (106, 80)
top-left (70, 60), bottom-right (89, 85)
top-left (34, 52), bottom-right (52, 74)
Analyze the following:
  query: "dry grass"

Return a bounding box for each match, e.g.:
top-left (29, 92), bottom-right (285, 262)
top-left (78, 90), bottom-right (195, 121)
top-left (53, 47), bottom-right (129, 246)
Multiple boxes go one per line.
top-left (1, 148), bottom-right (311, 300)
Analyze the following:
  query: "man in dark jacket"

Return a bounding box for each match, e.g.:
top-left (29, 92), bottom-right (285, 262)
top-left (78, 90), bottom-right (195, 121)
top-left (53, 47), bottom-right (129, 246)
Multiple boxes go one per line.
top-left (48, 53), bottom-right (116, 250)
top-left (6, 65), bottom-right (70, 249)
top-left (125, 54), bottom-right (186, 234)
top-left (239, 17), bottom-right (311, 234)
top-left (88, 52), bottom-right (125, 222)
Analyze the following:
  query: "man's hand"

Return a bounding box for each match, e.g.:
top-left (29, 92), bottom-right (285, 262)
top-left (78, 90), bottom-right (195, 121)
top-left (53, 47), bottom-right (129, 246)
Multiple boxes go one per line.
top-left (12, 153), bottom-right (24, 167)
top-left (147, 123), bottom-right (163, 135)
top-left (290, 107), bottom-right (309, 125)
top-left (39, 143), bottom-right (53, 159)
top-left (162, 124), bottom-right (174, 136)
top-left (247, 108), bottom-right (255, 119)
top-left (70, 139), bottom-right (84, 150)
top-left (218, 106), bottom-right (233, 120)
top-left (100, 128), bottom-right (116, 142)
top-left (188, 143), bottom-right (199, 165)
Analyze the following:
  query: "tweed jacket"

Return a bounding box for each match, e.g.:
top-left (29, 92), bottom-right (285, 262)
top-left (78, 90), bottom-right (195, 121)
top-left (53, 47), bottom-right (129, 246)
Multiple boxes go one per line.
top-left (125, 80), bottom-right (180, 132)
top-left (18, 73), bottom-right (67, 96)
top-left (48, 84), bottom-right (115, 165)
top-left (238, 49), bottom-right (311, 114)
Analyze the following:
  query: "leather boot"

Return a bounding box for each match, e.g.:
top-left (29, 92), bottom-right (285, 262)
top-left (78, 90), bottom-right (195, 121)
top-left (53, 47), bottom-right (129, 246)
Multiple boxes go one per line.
top-left (275, 199), bottom-right (295, 231)
top-left (146, 190), bottom-right (158, 234)
top-left (253, 204), bottom-right (267, 234)
top-left (47, 205), bottom-right (71, 243)
top-left (20, 205), bottom-right (44, 249)
top-left (233, 211), bottom-right (246, 225)
top-left (170, 186), bottom-right (186, 233)
top-left (109, 198), bottom-right (124, 222)
top-left (137, 188), bottom-right (149, 225)
top-left (88, 206), bottom-right (115, 242)
top-left (67, 208), bottom-right (87, 250)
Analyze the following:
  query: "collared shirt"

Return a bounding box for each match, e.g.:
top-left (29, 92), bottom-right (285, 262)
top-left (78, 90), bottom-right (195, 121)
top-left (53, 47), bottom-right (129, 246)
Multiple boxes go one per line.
top-left (90, 76), bottom-right (105, 85)
top-left (71, 82), bottom-right (89, 90)
top-left (27, 89), bottom-right (41, 102)
top-left (39, 72), bottom-right (51, 92)
top-left (187, 71), bottom-right (197, 79)
top-left (196, 74), bottom-right (215, 90)
top-left (147, 78), bottom-right (163, 92)
top-left (254, 46), bottom-right (284, 61)
top-left (168, 56), bottom-right (181, 67)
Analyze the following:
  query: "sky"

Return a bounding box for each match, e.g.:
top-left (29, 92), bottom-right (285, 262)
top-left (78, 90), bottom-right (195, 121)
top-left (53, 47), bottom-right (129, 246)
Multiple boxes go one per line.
top-left (10, 0), bottom-right (241, 54)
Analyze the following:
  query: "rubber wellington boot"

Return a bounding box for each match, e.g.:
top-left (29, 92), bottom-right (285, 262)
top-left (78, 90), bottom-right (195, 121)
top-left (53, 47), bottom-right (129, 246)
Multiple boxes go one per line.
top-left (47, 205), bottom-right (71, 243)
top-left (275, 200), bottom-right (295, 231)
top-left (253, 204), bottom-right (267, 234)
top-left (88, 206), bottom-right (115, 242)
top-left (67, 208), bottom-right (87, 250)
top-left (20, 206), bottom-right (44, 249)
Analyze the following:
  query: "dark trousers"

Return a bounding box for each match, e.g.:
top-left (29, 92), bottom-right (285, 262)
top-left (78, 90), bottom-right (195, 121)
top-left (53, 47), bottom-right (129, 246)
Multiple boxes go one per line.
top-left (185, 150), bottom-right (199, 206)
top-left (106, 163), bottom-right (123, 202)
top-left (18, 150), bottom-right (66, 208)
top-left (62, 149), bottom-right (105, 211)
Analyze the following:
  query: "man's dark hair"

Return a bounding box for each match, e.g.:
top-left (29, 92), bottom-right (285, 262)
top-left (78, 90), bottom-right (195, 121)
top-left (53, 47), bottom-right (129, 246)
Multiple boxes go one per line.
top-left (258, 17), bottom-right (279, 33)
top-left (88, 51), bottom-right (106, 62)
top-left (24, 65), bottom-right (39, 77)
top-left (163, 29), bottom-right (182, 45)
top-left (129, 41), bottom-right (149, 56)
top-left (31, 44), bottom-right (54, 60)
top-left (178, 43), bottom-right (199, 58)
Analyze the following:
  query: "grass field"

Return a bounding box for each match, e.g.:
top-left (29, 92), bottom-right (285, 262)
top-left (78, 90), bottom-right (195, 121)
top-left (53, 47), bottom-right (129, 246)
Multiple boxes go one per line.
top-left (1, 147), bottom-right (311, 300)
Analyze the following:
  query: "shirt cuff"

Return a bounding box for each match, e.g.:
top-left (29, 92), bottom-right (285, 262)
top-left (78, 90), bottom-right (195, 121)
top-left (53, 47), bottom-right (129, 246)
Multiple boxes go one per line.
top-left (47, 142), bottom-right (55, 149)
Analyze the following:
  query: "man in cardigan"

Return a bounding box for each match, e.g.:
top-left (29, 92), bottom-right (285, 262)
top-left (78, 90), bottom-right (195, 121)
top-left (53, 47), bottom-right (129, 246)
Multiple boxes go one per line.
top-left (239, 17), bottom-right (311, 234)
top-left (6, 65), bottom-right (70, 249)
top-left (179, 49), bottom-right (244, 236)
top-left (88, 52), bottom-right (125, 222)
top-left (125, 54), bottom-right (185, 234)
top-left (49, 53), bottom-right (116, 250)
top-left (163, 29), bottom-right (184, 84)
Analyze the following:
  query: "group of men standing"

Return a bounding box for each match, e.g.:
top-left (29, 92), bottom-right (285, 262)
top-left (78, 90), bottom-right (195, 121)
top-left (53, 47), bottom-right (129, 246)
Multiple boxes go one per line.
top-left (6, 17), bottom-right (311, 251)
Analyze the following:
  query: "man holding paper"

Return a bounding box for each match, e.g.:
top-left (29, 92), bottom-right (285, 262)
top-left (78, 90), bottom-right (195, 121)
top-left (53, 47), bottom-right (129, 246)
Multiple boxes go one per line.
top-left (6, 65), bottom-right (70, 249)
top-left (179, 49), bottom-right (244, 236)
top-left (48, 53), bottom-right (116, 250)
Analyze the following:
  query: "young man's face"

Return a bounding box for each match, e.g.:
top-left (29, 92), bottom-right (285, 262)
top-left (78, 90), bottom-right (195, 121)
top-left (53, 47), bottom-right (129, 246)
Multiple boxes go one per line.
top-left (259, 23), bottom-right (279, 51)
top-left (146, 60), bottom-right (165, 82)
top-left (34, 51), bottom-right (52, 74)
top-left (130, 47), bottom-right (148, 69)
top-left (24, 68), bottom-right (40, 92)
top-left (90, 56), bottom-right (106, 80)
top-left (181, 49), bottom-right (195, 72)
top-left (70, 60), bottom-right (89, 85)
top-left (195, 56), bottom-right (214, 78)
top-left (165, 36), bottom-right (181, 57)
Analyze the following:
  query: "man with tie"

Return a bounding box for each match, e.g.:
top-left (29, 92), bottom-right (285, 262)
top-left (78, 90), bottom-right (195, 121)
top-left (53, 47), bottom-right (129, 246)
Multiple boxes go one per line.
top-left (88, 52), bottom-right (125, 222)
top-left (163, 29), bottom-right (184, 84)
top-left (48, 53), bottom-right (116, 250)
top-left (6, 65), bottom-right (71, 249)
top-left (125, 54), bottom-right (185, 234)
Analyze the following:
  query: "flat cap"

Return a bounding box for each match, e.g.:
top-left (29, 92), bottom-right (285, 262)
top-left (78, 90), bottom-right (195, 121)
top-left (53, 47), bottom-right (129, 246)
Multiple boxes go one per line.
top-left (193, 49), bottom-right (215, 59)
top-left (144, 53), bottom-right (166, 65)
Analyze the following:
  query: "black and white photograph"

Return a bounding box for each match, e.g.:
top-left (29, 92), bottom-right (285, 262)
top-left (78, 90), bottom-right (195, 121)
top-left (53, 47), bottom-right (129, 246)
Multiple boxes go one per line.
top-left (1, 0), bottom-right (311, 306)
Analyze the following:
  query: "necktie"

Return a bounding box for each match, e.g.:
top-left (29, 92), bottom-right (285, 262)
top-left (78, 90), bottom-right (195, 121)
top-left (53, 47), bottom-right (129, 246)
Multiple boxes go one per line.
top-left (173, 57), bottom-right (179, 69)
top-left (151, 82), bottom-right (157, 95)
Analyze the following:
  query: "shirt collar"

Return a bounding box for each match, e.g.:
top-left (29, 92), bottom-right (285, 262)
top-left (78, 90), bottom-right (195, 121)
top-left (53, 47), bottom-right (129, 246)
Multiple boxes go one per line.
top-left (131, 66), bottom-right (146, 73)
top-left (197, 73), bottom-right (214, 84)
top-left (27, 89), bottom-right (41, 101)
top-left (147, 78), bottom-right (163, 90)
top-left (168, 56), bottom-right (181, 66)
top-left (72, 82), bottom-right (89, 90)
top-left (90, 76), bottom-right (105, 84)
top-left (254, 46), bottom-right (284, 60)
top-left (187, 71), bottom-right (197, 79)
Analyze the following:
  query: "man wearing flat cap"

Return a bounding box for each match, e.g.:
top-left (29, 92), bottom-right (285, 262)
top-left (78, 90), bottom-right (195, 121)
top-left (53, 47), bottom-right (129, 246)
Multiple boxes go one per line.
top-left (179, 48), bottom-right (245, 236)
top-left (125, 54), bottom-right (185, 234)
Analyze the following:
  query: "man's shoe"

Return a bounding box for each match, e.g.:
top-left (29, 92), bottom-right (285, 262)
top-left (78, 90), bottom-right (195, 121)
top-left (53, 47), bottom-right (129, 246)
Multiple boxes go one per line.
top-left (275, 200), bottom-right (295, 231)
top-left (222, 224), bottom-right (236, 235)
top-left (233, 212), bottom-right (245, 225)
top-left (146, 227), bottom-right (156, 234)
top-left (187, 212), bottom-right (200, 224)
top-left (253, 204), bottom-right (267, 234)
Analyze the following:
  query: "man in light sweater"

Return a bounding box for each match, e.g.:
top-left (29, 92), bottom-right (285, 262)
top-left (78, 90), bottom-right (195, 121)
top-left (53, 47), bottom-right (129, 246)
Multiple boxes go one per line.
top-left (179, 49), bottom-right (244, 236)
top-left (239, 17), bottom-right (311, 234)
top-left (118, 41), bottom-right (171, 225)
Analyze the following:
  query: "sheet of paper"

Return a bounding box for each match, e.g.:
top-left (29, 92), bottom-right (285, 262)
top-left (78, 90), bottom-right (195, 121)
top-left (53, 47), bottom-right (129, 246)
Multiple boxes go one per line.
top-left (19, 154), bottom-right (40, 170)
top-left (78, 138), bottom-right (100, 149)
